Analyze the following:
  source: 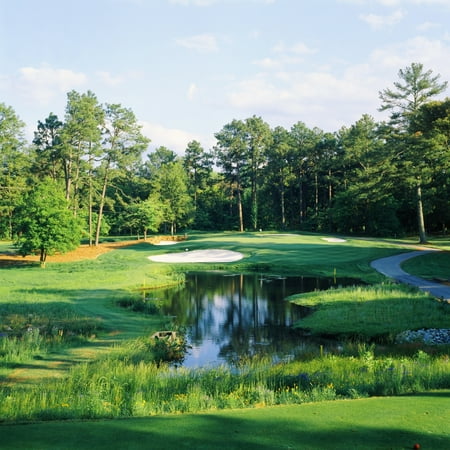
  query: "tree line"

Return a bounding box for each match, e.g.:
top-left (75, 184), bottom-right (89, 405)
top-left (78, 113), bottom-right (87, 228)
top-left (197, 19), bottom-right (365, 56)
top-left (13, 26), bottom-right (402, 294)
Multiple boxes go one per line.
top-left (1, 62), bottom-right (449, 262)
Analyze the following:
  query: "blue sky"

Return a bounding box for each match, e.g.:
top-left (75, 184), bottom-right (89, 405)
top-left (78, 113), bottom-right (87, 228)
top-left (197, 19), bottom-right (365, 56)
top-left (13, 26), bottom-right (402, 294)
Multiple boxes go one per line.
top-left (1, 0), bottom-right (450, 153)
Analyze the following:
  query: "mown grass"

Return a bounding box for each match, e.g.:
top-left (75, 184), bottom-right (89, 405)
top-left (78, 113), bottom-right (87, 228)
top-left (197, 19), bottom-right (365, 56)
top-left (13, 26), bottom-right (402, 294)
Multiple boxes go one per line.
top-left (1, 392), bottom-right (449, 450)
top-left (289, 283), bottom-right (450, 339)
top-left (170, 232), bottom-right (403, 282)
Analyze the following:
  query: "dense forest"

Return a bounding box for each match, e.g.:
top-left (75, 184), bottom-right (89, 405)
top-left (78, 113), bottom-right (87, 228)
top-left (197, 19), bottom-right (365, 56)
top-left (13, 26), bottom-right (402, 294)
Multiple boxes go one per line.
top-left (1, 63), bottom-right (449, 252)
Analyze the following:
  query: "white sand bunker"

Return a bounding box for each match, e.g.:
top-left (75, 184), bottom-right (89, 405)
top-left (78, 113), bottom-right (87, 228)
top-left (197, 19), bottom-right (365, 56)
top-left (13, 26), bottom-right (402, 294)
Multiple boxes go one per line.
top-left (322, 237), bottom-right (347, 243)
top-left (149, 249), bottom-right (244, 263)
top-left (154, 240), bottom-right (179, 245)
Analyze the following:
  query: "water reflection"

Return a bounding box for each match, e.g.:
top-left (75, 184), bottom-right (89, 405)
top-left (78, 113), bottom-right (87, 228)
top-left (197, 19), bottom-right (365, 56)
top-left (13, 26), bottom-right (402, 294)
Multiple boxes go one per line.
top-left (151, 272), bottom-right (358, 368)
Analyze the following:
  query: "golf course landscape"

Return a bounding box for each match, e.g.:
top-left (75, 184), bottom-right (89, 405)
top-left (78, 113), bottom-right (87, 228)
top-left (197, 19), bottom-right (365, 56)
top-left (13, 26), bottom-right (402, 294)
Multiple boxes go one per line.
top-left (1, 232), bottom-right (449, 449)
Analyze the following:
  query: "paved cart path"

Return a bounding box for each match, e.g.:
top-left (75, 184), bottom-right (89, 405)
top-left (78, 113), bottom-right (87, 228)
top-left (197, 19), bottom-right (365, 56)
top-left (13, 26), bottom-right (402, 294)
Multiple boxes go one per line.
top-left (371, 250), bottom-right (450, 301)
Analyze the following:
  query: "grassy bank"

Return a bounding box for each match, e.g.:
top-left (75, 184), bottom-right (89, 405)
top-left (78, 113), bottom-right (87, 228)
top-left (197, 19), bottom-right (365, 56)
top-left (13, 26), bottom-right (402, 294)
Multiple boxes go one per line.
top-left (403, 251), bottom-right (450, 281)
top-left (289, 284), bottom-right (450, 339)
top-left (1, 392), bottom-right (449, 449)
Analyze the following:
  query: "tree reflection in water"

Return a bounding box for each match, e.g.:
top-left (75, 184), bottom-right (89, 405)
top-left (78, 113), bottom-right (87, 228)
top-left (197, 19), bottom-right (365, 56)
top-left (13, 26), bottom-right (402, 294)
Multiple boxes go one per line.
top-left (152, 272), bottom-right (359, 368)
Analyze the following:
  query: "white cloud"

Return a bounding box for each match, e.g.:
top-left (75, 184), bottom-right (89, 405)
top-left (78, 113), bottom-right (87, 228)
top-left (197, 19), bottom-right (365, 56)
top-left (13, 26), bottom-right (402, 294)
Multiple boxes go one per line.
top-left (273, 41), bottom-right (317, 55)
top-left (359, 9), bottom-right (405, 29)
top-left (253, 41), bottom-right (316, 70)
top-left (168, 0), bottom-right (217, 5)
top-left (253, 57), bottom-right (282, 70)
top-left (16, 66), bottom-right (87, 105)
top-left (417, 21), bottom-right (440, 31)
top-left (377, 0), bottom-right (402, 5)
top-left (96, 71), bottom-right (124, 87)
top-left (95, 70), bottom-right (144, 87)
top-left (175, 33), bottom-right (218, 52)
top-left (187, 82), bottom-right (198, 100)
top-left (370, 36), bottom-right (450, 75)
top-left (227, 34), bottom-right (450, 131)
top-left (411, 0), bottom-right (450, 5)
top-left (340, 0), bottom-right (450, 5)
top-left (228, 67), bottom-right (379, 130)
top-left (168, 0), bottom-right (276, 4)
top-left (140, 121), bottom-right (210, 154)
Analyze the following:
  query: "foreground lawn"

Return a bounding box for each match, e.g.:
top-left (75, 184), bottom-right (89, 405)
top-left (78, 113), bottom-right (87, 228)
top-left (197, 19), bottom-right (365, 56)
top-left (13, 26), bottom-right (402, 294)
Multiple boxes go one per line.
top-left (1, 391), bottom-right (449, 449)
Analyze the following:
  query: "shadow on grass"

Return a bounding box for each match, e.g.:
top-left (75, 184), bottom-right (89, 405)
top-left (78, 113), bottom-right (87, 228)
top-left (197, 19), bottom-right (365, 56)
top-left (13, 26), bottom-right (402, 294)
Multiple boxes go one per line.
top-left (1, 403), bottom-right (449, 449)
top-left (411, 391), bottom-right (450, 398)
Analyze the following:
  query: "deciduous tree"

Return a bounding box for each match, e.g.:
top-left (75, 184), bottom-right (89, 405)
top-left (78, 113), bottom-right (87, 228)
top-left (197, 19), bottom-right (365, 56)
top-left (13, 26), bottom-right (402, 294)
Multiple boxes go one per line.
top-left (15, 180), bottom-right (82, 267)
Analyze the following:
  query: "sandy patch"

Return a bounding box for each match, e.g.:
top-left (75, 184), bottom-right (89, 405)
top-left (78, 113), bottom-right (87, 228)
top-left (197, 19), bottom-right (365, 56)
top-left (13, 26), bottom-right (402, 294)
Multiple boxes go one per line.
top-left (148, 249), bottom-right (244, 263)
top-left (322, 237), bottom-right (347, 243)
top-left (154, 241), bottom-right (180, 245)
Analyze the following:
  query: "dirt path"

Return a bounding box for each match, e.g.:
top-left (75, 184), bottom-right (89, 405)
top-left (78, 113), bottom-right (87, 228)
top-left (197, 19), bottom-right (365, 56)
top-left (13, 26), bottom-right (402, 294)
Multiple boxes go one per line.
top-left (0, 240), bottom-right (141, 266)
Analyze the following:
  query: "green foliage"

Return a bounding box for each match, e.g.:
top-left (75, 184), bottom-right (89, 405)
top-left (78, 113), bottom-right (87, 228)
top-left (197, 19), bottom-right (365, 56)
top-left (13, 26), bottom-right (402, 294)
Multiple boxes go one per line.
top-left (123, 198), bottom-right (163, 239)
top-left (116, 294), bottom-right (161, 315)
top-left (0, 103), bottom-right (28, 239)
top-left (151, 160), bottom-right (193, 234)
top-left (14, 180), bottom-right (83, 265)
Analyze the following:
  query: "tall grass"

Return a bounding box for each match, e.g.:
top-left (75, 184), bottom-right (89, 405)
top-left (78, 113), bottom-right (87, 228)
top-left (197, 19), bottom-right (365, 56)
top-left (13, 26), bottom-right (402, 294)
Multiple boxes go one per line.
top-left (0, 345), bottom-right (449, 422)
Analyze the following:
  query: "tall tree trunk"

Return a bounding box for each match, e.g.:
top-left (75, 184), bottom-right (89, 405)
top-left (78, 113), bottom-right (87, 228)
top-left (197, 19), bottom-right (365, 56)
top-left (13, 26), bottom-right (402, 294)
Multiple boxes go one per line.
top-left (416, 182), bottom-right (427, 244)
top-left (280, 185), bottom-right (286, 229)
top-left (328, 169), bottom-right (333, 205)
top-left (251, 176), bottom-right (257, 231)
top-left (72, 142), bottom-right (82, 216)
top-left (88, 147), bottom-right (94, 246)
top-left (314, 172), bottom-right (319, 216)
top-left (8, 208), bottom-right (13, 240)
top-left (88, 183), bottom-right (93, 246)
top-left (63, 157), bottom-right (72, 201)
top-left (299, 178), bottom-right (304, 225)
top-left (237, 186), bottom-right (244, 232)
top-left (95, 162), bottom-right (110, 246)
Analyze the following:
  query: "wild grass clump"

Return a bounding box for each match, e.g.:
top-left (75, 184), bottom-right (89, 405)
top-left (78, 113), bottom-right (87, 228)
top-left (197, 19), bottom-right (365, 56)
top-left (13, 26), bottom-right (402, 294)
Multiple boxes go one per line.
top-left (0, 303), bottom-right (101, 366)
top-left (116, 294), bottom-right (161, 315)
top-left (289, 283), bottom-right (450, 340)
top-left (0, 303), bottom-right (100, 337)
top-left (0, 346), bottom-right (449, 422)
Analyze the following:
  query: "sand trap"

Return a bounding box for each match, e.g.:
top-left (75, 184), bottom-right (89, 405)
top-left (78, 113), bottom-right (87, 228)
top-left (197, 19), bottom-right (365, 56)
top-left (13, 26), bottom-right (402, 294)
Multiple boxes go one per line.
top-left (322, 237), bottom-right (347, 243)
top-left (154, 241), bottom-right (179, 246)
top-left (148, 249), bottom-right (244, 263)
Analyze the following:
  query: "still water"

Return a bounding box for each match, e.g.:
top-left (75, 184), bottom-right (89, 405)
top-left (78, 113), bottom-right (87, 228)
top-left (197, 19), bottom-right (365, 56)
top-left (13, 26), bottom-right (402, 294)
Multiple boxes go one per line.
top-left (152, 272), bottom-right (358, 368)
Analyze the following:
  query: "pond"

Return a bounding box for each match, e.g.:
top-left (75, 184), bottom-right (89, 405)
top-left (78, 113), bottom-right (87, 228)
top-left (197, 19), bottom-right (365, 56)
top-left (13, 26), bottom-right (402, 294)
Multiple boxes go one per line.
top-left (150, 271), bottom-right (360, 368)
